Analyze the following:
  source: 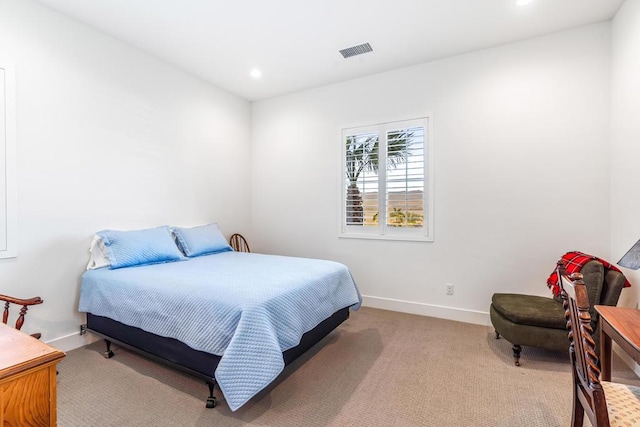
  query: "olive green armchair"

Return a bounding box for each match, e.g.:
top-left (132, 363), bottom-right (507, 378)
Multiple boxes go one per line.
top-left (490, 260), bottom-right (625, 366)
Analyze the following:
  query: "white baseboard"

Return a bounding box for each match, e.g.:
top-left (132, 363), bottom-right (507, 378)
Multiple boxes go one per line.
top-left (46, 297), bottom-right (490, 351)
top-left (45, 331), bottom-right (98, 352)
top-left (614, 345), bottom-right (640, 377)
top-left (361, 295), bottom-right (491, 326)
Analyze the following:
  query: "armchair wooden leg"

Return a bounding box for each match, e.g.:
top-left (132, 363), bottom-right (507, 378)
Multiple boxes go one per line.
top-left (512, 344), bottom-right (522, 366)
top-left (495, 330), bottom-right (500, 339)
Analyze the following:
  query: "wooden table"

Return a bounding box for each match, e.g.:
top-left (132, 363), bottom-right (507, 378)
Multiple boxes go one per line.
top-left (595, 305), bottom-right (640, 381)
top-left (0, 323), bottom-right (66, 426)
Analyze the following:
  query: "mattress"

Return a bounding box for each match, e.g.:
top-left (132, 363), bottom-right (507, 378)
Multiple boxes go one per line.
top-left (79, 251), bottom-right (361, 410)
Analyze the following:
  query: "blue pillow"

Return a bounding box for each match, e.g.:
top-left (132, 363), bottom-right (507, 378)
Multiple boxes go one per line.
top-left (172, 223), bottom-right (233, 257)
top-left (97, 226), bottom-right (185, 269)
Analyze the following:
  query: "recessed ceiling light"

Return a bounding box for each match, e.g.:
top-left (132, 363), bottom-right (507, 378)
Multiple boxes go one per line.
top-left (250, 68), bottom-right (262, 79)
top-left (516, 0), bottom-right (533, 5)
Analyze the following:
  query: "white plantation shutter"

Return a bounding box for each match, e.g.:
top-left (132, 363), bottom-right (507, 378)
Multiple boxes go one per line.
top-left (342, 116), bottom-right (433, 241)
top-left (344, 131), bottom-right (379, 227)
top-left (386, 126), bottom-right (425, 229)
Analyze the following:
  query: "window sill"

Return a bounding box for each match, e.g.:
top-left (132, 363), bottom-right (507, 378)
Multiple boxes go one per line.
top-left (339, 233), bottom-right (433, 242)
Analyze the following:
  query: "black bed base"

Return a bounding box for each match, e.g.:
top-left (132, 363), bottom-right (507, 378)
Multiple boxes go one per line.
top-left (86, 307), bottom-right (350, 408)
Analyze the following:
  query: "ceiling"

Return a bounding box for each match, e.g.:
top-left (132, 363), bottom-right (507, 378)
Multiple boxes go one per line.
top-left (34, 0), bottom-right (624, 101)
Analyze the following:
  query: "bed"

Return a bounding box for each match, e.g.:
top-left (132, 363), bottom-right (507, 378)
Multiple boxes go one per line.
top-left (79, 243), bottom-right (361, 411)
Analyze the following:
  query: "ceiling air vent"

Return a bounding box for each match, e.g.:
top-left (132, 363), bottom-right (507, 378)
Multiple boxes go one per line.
top-left (339, 42), bottom-right (373, 59)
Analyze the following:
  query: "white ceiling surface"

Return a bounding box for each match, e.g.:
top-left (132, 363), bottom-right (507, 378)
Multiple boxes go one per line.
top-left (35, 0), bottom-right (624, 101)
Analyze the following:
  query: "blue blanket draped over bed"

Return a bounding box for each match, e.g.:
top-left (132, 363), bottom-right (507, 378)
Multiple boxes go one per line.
top-left (79, 251), bottom-right (361, 411)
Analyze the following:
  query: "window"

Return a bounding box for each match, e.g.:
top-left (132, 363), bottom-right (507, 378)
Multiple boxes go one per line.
top-left (341, 116), bottom-right (433, 241)
top-left (0, 63), bottom-right (17, 258)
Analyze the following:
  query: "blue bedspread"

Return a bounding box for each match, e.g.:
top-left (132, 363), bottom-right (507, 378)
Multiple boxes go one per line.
top-left (79, 252), bottom-right (361, 411)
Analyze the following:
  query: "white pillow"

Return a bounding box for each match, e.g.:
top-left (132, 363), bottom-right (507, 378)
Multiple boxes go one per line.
top-left (86, 235), bottom-right (110, 270)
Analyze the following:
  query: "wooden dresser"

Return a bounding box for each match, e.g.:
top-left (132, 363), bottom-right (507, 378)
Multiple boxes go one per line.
top-left (0, 323), bottom-right (65, 426)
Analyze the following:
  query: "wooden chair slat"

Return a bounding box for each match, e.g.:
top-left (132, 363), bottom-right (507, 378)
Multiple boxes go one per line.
top-left (229, 234), bottom-right (250, 253)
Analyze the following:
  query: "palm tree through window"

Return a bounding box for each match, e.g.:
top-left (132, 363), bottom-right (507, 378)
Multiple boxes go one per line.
top-left (342, 117), bottom-right (432, 241)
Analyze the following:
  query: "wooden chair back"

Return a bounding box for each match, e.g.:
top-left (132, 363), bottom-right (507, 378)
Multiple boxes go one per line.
top-left (229, 233), bottom-right (250, 253)
top-left (557, 261), bottom-right (609, 426)
top-left (0, 294), bottom-right (44, 339)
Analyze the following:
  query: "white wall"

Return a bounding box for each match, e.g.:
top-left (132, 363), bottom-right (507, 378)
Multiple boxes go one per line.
top-left (252, 23), bottom-right (612, 324)
top-left (0, 0), bottom-right (252, 348)
top-left (611, 0), bottom-right (640, 309)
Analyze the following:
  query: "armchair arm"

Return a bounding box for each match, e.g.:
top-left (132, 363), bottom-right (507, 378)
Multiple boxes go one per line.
top-left (0, 294), bottom-right (43, 306)
top-left (0, 294), bottom-right (44, 332)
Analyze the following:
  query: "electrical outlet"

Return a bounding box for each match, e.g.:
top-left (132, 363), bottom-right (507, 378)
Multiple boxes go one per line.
top-left (80, 324), bottom-right (87, 335)
top-left (446, 283), bottom-right (454, 295)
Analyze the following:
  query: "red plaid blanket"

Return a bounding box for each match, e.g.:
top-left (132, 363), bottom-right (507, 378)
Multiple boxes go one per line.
top-left (547, 251), bottom-right (632, 296)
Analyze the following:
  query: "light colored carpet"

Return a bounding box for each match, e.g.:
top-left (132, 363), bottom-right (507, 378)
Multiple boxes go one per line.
top-left (56, 307), bottom-right (640, 426)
